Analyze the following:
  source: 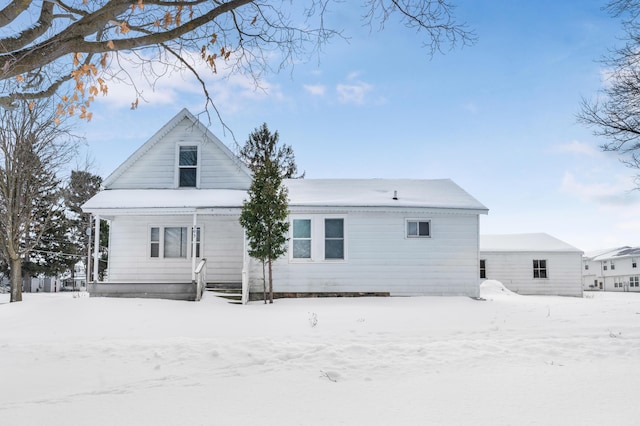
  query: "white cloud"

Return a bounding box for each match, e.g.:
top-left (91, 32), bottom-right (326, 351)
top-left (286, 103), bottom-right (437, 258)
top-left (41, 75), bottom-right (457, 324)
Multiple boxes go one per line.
top-left (554, 140), bottom-right (602, 157)
top-left (303, 84), bottom-right (326, 96)
top-left (95, 50), bottom-right (285, 114)
top-left (560, 171), bottom-right (639, 206)
top-left (336, 81), bottom-right (373, 105)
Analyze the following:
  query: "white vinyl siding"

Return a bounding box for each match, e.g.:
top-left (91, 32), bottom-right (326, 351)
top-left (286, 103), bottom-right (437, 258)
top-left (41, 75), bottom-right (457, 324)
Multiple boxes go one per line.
top-left (107, 117), bottom-right (251, 190)
top-left (108, 215), bottom-right (242, 283)
top-left (265, 210), bottom-right (480, 297)
top-left (480, 251), bottom-right (582, 296)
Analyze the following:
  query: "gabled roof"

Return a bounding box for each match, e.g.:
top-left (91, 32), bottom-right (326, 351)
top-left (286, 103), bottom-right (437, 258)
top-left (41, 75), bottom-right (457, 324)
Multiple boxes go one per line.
top-left (286, 178), bottom-right (488, 211)
top-left (83, 178), bottom-right (488, 214)
top-left (480, 233), bottom-right (582, 253)
top-left (102, 108), bottom-right (251, 188)
top-left (585, 246), bottom-right (640, 261)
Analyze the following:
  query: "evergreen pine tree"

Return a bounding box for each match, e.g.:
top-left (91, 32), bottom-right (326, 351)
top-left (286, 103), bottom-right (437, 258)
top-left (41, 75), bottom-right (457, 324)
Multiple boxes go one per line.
top-left (239, 124), bottom-right (292, 303)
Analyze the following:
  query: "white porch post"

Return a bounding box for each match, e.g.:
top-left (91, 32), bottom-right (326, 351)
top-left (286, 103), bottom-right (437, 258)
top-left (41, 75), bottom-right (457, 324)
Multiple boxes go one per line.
top-left (191, 211), bottom-right (198, 282)
top-left (241, 228), bottom-right (249, 304)
top-left (92, 215), bottom-right (100, 282)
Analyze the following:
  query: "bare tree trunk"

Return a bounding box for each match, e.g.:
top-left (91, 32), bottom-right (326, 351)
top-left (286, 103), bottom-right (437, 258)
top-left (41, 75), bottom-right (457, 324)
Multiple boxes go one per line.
top-left (262, 260), bottom-right (266, 304)
top-left (10, 257), bottom-right (22, 302)
top-left (268, 258), bottom-right (273, 304)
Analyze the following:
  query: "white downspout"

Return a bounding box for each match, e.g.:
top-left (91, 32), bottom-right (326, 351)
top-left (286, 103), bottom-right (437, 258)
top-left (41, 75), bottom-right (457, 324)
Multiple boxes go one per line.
top-left (93, 215), bottom-right (100, 282)
top-left (191, 211), bottom-right (198, 282)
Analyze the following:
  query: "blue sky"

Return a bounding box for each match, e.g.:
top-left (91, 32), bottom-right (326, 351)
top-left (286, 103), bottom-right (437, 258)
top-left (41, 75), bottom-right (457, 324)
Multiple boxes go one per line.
top-left (75, 0), bottom-right (640, 252)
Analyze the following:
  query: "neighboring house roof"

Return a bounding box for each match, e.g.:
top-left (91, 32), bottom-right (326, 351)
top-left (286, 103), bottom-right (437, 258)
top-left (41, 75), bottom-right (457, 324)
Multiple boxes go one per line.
top-left (83, 178), bottom-right (488, 214)
top-left (102, 108), bottom-right (251, 188)
top-left (480, 233), bottom-right (582, 253)
top-left (585, 246), bottom-right (640, 261)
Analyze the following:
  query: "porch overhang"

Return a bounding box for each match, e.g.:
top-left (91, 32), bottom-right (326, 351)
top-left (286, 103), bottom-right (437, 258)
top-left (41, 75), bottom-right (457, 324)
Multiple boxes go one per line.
top-left (82, 188), bottom-right (247, 218)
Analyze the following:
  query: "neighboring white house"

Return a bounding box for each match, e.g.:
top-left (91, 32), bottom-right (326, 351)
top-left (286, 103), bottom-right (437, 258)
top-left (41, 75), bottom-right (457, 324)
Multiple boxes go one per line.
top-left (81, 108), bottom-right (489, 301)
top-left (479, 233), bottom-right (583, 297)
top-left (582, 246), bottom-right (640, 292)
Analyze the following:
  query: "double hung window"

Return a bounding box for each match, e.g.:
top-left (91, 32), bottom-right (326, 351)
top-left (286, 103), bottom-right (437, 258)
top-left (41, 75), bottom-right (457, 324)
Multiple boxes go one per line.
top-left (324, 218), bottom-right (344, 260)
top-left (150, 226), bottom-right (201, 259)
top-left (178, 145), bottom-right (198, 187)
top-left (290, 216), bottom-right (346, 261)
top-left (292, 219), bottom-right (311, 259)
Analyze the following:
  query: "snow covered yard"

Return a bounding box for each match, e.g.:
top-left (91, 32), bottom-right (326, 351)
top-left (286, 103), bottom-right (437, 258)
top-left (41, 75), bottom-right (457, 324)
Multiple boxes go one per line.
top-left (1, 283), bottom-right (639, 426)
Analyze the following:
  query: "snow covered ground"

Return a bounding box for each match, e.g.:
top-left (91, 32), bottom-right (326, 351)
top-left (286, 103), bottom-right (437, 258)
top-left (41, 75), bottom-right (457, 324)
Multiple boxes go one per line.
top-left (1, 281), bottom-right (639, 426)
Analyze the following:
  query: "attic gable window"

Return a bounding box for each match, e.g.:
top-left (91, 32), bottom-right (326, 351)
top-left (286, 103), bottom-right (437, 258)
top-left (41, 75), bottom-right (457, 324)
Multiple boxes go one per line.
top-left (178, 145), bottom-right (198, 187)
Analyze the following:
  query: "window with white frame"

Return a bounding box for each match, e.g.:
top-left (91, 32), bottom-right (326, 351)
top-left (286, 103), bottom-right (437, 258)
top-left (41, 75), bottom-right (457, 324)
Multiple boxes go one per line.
top-left (633, 259), bottom-right (637, 268)
top-left (292, 219), bottom-right (311, 259)
top-left (533, 259), bottom-right (547, 279)
top-left (406, 219), bottom-right (430, 238)
top-left (611, 261), bottom-right (616, 270)
top-left (178, 145), bottom-right (198, 187)
top-left (631, 276), bottom-right (639, 287)
top-left (584, 263), bottom-right (589, 270)
top-left (324, 218), bottom-right (344, 260)
top-left (150, 226), bottom-right (201, 259)
top-left (289, 216), bottom-right (346, 262)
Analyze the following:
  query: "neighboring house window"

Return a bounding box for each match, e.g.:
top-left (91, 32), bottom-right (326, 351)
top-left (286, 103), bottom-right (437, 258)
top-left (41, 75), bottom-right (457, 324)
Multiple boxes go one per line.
top-left (480, 259), bottom-right (486, 279)
top-left (631, 276), bottom-right (639, 287)
top-left (633, 259), bottom-right (637, 268)
top-left (150, 226), bottom-right (201, 258)
top-left (604, 265), bottom-right (608, 271)
top-left (179, 145), bottom-right (198, 187)
top-left (406, 220), bottom-right (430, 238)
top-left (533, 259), bottom-right (547, 279)
top-left (292, 219), bottom-right (311, 259)
top-left (611, 261), bottom-right (615, 270)
top-left (584, 264), bottom-right (589, 270)
top-left (324, 218), bottom-right (344, 260)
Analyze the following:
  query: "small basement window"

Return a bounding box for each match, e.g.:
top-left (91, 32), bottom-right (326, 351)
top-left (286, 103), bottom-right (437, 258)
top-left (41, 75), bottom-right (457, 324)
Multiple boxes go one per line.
top-left (406, 220), bottom-right (430, 238)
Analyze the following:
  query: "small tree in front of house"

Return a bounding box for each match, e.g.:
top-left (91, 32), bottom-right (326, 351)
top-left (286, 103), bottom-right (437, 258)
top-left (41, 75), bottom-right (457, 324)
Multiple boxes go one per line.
top-left (239, 126), bottom-right (290, 304)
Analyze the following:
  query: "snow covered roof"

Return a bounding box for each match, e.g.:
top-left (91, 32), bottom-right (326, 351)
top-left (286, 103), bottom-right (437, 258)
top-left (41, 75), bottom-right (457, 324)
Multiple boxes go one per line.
top-left (480, 233), bottom-right (582, 253)
top-left (83, 189), bottom-right (247, 211)
top-left (585, 246), bottom-right (640, 261)
top-left (285, 179), bottom-right (487, 210)
top-left (83, 178), bottom-right (488, 214)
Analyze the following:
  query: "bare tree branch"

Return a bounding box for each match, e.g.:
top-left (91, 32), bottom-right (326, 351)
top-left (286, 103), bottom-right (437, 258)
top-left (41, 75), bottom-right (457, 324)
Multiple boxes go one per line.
top-left (0, 0), bottom-right (475, 122)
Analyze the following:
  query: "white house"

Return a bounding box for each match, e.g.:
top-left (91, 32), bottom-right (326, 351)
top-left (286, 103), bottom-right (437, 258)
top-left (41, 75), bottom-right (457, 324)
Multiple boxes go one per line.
top-left (82, 108), bottom-right (489, 301)
top-left (479, 233), bottom-right (583, 297)
top-left (582, 247), bottom-right (640, 292)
